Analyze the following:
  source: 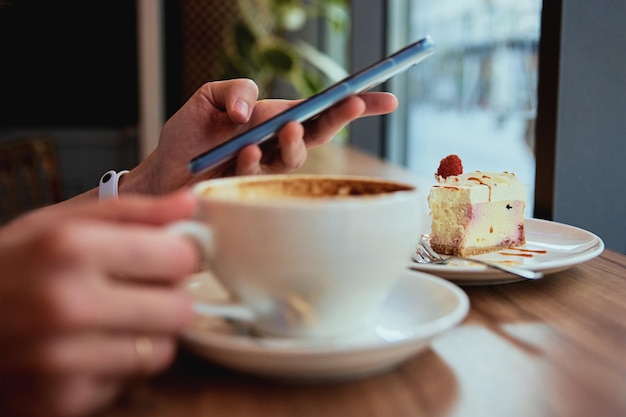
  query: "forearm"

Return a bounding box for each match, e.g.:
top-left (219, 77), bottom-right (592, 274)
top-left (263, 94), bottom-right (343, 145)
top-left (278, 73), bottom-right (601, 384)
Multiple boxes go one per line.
top-left (59, 155), bottom-right (159, 206)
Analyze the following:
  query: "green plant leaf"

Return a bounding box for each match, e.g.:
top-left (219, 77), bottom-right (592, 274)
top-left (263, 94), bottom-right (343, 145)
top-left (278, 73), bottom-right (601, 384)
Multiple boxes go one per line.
top-left (293, 39), bottom-right (347, 81)
top-left (322, 3), bottom-right (349, 32)
top-left (233, 22), bottom-right (258, 59)
top-left (275, 4), bottom-right (307, 31)
top-left (221, 0), bottom-right (350, 97)
top-left (301, 69), bottom-right (324, 95)
top-left (258, 43), bottom-right (297, 75)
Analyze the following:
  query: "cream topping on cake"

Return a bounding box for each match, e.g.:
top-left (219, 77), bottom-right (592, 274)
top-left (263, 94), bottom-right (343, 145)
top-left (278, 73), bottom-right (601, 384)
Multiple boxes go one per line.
top-left (432, 171), bottom-right (526, 203)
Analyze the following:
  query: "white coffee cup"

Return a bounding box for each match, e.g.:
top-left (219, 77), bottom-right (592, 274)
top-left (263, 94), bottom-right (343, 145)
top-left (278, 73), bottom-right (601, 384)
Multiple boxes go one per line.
top-left (172, 174), bottom-right (422, 339)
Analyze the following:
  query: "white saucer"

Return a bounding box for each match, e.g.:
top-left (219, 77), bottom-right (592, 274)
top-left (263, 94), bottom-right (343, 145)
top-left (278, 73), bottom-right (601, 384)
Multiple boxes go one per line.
top-left (181, 269), bottom-right (469, 382)
top-left (411, 218), bottom-right (605, 285)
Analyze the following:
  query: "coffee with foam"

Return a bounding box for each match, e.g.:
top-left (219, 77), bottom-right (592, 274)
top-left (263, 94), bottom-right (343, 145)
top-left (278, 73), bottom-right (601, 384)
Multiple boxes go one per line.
top-left (198, 175), bottom-right (414, 200)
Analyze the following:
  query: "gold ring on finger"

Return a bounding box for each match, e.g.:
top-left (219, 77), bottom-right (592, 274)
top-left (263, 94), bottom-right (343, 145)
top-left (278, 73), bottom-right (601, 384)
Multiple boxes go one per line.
top-left (133, 335), bottom-right (153, 374)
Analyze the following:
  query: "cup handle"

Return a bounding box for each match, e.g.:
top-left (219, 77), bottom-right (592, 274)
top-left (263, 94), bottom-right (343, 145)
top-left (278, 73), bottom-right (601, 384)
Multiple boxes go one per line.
top-left (167, 220), bottom-right (256, 323)
top-left (167, 220), bottom-right (215, 261)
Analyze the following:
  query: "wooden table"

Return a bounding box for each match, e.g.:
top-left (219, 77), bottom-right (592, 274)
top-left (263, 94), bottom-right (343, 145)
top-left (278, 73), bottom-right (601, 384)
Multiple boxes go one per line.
top-left (98, 145), bottom-right (626, 417)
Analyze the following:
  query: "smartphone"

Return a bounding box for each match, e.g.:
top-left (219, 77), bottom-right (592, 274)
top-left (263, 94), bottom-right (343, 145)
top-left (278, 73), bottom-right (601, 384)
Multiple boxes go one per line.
top-left (188, 36), bottom-right (436, 176)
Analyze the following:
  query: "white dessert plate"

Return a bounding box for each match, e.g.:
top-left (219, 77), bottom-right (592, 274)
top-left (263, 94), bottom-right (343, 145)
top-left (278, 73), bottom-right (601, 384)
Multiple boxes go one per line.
top-left (410, 218), bottom-right (605, 285)
top-left (181, 269), bottom-right (469, 382)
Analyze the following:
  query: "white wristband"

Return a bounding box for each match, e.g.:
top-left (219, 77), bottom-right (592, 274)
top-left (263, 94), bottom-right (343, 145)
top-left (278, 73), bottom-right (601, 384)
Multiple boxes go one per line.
top-left (99, 170), bottom-right (129, 200)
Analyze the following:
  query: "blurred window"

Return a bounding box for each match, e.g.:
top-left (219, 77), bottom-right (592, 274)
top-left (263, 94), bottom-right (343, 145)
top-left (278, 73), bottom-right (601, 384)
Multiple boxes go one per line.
top-left (401, 0), bottom-right (541, 215)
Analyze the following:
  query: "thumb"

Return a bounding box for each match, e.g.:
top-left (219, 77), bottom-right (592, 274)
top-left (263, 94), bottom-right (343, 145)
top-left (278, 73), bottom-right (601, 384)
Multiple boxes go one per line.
top-left (201, 79), bottom-right (259, 123)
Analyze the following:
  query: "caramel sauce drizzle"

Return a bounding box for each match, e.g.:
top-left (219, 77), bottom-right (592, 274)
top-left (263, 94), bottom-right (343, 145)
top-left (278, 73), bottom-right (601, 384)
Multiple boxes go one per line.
top-left (511, 248), bottom-right (548, 254)
top-left (500, 252), bottom-right (534, 258)
top-left (499, 248), bottom-right (548, 258)
top-left (467, 174), bottom-right (493, 201)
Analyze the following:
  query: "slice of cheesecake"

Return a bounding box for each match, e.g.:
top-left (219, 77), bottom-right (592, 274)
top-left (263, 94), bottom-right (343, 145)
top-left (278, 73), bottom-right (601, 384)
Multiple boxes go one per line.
top-left (427, 155), bottom-right (527, 256)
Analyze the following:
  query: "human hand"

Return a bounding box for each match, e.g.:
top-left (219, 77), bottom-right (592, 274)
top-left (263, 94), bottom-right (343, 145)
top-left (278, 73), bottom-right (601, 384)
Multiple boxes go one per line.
top-left (0, 192), bottom-right (199, 417)
top-left (126, 78), bottom-right (398, 194)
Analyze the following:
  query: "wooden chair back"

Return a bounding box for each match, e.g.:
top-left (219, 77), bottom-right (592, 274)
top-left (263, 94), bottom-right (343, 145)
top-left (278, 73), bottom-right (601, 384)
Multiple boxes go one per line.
top-left (0, 136), bottom-right (63, 224)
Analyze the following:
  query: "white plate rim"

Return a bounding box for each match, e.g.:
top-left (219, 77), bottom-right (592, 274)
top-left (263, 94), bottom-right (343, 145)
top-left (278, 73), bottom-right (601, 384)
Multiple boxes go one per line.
top-left (410, 218), bottom-right (605, 283)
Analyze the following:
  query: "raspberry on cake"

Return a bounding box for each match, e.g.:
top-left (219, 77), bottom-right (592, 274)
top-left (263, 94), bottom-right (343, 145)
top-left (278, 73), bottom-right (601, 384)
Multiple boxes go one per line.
top-left (436, 154), bottom-right (463, 178)
top-left (427, 155), bottom-right (527, 256)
